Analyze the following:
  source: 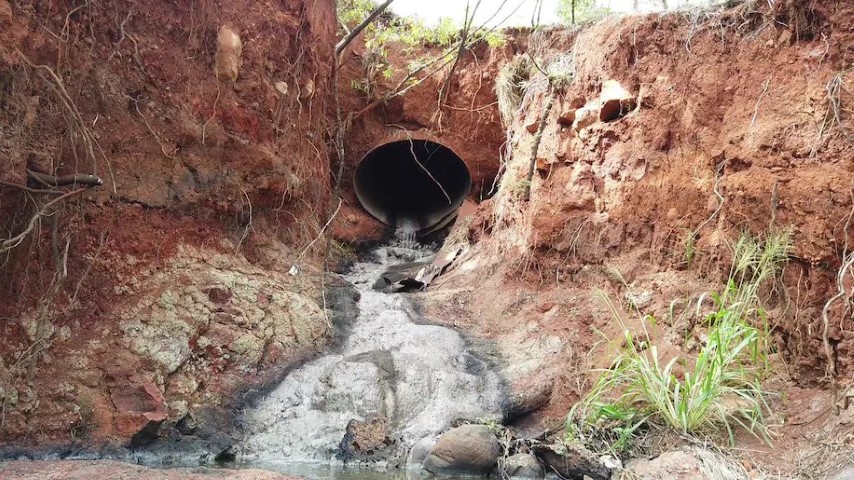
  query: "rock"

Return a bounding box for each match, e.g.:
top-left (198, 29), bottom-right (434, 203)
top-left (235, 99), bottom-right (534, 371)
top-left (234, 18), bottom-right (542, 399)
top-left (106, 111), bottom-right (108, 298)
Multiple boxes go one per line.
top-left (624, 447), bottom-right (747, 480)
top-left (274, 81), bottom-right (288, 96)
top-left (557, 109), bottom-right (576, 126)
top-left (204, 285), bottom-right (231, 304)
top-left (525, 119), bottom-right (541, 134)
top-left (572, 107), bottom-right (597, 132)
top-left (372, 261), bottom-right (431, 293)
top-left (503, 453), bottom-right (544, 479)
top-left (215, 26), bottom-right (242, 83)
top-left (423, 424), bottom-right (503, 476)
top-left (533, 442), bottom-right (612, 480)
top-left (0, 460), bottom-right (295, 479)
top-left (175, 413), bottom-right (197, 436)
top-left (599, 80), bottom-right (637, 122)
top-left (504, 383), bottom-right (553, 422)
top-left (107, 377), bottom-right (168, 444)
top-left (406, 435), bottom-right (438, 470)
top-left (337, 416), bottom-right (393, 462)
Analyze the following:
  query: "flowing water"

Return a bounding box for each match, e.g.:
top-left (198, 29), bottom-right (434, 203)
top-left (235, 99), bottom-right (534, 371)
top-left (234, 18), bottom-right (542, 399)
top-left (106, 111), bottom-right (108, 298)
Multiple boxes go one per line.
top-left (393, 221), bottom-right (419, 250)
top-left (236, 240), bottom-right (506, 472)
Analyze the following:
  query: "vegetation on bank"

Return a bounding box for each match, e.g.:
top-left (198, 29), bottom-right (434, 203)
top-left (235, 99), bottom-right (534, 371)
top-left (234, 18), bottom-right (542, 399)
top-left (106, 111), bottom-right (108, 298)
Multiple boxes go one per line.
top-left (338, 0), bottom-right (505, 98)
top-left (567, 231), bottom-right (792, 451)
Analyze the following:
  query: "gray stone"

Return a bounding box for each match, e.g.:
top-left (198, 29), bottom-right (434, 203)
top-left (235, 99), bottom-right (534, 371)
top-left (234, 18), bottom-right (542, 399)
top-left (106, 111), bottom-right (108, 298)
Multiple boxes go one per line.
top-left (533, 442), bottom-right (611, 480)
top-left (423, 424), bottom-right (502, 476)
top-left (504, 453), bottom-right (544, 479)
top-left (406, 435), bottom-right (437, 470)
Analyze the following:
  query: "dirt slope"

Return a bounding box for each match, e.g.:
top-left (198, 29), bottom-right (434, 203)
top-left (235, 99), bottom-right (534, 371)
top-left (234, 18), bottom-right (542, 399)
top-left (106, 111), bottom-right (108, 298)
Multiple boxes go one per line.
top-left (417, 0), bottom-right (854, 474)
top-left (0, 0), bottom-right (337, 451)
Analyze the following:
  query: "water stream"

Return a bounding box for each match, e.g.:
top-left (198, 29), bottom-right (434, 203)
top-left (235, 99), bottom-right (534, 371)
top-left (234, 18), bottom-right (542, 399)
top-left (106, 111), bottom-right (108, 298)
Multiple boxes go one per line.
top-left (236, 239), bottom-right (506, 473)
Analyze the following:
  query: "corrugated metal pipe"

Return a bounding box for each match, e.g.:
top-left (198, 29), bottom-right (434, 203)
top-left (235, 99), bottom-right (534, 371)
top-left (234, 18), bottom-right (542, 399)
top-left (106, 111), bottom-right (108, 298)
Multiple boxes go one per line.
top-left (354, 140), bottom-right (472, 236)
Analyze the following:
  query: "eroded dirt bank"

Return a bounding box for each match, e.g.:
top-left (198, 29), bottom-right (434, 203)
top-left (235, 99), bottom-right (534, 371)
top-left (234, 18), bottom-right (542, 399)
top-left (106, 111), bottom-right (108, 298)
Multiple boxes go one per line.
top-left (407, 0), bottom-right (854, 475)
top-left (1, 0), bottom-right (854, 477)
top-left (0, 0), bottom-right (339, 452)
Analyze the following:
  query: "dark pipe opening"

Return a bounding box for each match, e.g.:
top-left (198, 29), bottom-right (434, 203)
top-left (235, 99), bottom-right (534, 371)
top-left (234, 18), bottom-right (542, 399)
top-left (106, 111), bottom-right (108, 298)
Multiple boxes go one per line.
top-left (354, 140), bottom-right (472, 234)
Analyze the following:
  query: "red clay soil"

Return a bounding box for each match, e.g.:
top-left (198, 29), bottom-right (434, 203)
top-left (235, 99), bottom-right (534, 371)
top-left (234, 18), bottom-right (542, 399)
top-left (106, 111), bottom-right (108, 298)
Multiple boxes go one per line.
top-left (0, 0), bottom-right (336, 449)
top-left (2, 0), bottom-right (854, 475)
top-left (417, 0), bottom-right (854, 475)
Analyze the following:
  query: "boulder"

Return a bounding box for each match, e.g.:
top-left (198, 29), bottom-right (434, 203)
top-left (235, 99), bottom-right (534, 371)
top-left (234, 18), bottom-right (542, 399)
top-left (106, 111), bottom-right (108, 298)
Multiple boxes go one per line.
top-left (558, 109), bottom-right (577, 126)
top-left (503, 453), bottom-right (544, 479)
top-left (599, 80), bottom-right (637, 122)
top-left (423, 424), bottom-right (503, 476)
top-left (504, 383), bottom-right (553, 422)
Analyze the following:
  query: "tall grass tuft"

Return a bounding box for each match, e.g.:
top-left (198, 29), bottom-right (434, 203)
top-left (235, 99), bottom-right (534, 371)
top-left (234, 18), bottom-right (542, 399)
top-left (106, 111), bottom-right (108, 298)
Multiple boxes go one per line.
top-left (568, 230), bottom-right (792, 449)
top-left (495, 55), bottom-right (532, 128)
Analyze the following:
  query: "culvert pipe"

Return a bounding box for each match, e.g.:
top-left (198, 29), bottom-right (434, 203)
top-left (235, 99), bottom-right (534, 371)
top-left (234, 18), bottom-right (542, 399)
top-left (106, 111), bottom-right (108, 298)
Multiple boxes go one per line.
top-left (354, 139), bottom-right (472, 235)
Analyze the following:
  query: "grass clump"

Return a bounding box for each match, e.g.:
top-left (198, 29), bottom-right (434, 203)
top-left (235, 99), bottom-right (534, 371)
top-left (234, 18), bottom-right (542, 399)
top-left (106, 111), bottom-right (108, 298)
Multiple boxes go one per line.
top-left (568, 230), bottom-right (792, 450)
top-left (495, 55), bottom-right (532, 127)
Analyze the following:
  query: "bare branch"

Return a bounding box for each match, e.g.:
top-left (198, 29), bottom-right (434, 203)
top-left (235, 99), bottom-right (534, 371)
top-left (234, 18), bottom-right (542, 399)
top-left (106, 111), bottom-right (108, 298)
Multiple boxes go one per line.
top-left (0, 180), bottom-right (63, 196)
top-left (336, 0), bottom-right (395, 56)
top-left (524, 86), bottom-right (558, 201)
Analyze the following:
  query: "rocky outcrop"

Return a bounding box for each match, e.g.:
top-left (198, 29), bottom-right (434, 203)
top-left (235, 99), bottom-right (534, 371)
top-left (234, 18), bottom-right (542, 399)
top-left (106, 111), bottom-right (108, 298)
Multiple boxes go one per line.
top-left (422, 424), bottom-right (503, 476)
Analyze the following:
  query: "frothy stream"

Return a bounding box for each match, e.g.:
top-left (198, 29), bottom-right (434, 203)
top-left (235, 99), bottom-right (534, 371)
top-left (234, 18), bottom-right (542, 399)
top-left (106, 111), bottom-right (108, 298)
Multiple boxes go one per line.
top-left (237, 240), bottom-right (505, 471)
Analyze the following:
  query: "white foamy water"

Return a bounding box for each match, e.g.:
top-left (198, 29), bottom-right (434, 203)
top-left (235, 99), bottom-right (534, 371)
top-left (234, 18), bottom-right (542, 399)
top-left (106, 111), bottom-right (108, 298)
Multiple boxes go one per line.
top-left (393, 222), bottom-right (418, 250)
top-left (237, 242), bottom-right (505, 464)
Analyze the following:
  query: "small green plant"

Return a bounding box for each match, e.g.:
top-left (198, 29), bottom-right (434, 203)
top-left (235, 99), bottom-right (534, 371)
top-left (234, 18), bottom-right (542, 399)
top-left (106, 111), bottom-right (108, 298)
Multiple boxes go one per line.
top-left (568, 230), bottom-right (792, 449)
top-left (682, 229), bottom-right (697, 266)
